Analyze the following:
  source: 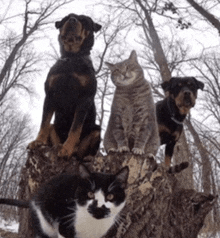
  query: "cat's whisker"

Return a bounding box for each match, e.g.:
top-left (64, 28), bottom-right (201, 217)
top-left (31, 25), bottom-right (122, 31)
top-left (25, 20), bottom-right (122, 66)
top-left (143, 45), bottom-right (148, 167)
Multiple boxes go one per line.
top-left (67, 206), bottom-right (76, 212)
top-left (108, 181), bottom-right (117, 192)
top-left (63, 210), bottom-right (75, 218)
top-left (88, 179), bottom-right (96, 190)
top-left (113, 214), bottom-right (128, 233)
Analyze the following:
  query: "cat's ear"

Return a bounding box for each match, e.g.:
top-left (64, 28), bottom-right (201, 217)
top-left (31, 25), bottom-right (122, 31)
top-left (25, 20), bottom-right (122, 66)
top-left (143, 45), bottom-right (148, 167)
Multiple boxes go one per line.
top-left (78, 164), bottom-right (91, 180)
top-left (105, 62), bottom-right (115, 71)
top-left (115, 166), bottom-right (129, 188)
top-left (129, 50), bottom-right (138, 63)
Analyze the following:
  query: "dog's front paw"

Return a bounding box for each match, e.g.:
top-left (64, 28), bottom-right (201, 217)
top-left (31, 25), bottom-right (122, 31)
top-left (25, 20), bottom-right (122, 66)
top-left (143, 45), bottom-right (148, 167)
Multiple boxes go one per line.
top-left (132, 147), bottom-right (145, 155)
top-left (118, 146), bottom-right (130, 153)
top-left (57, 143), bottom-right (78, 158)
top-left (28, 140), bottom-right (46, 150)
top-left (58, 146), bottom-right (71, 157)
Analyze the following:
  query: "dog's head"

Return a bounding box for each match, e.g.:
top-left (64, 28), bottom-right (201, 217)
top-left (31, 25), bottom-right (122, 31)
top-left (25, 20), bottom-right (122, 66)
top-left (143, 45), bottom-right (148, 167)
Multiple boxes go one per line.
top-left (161, 77), bottom-right (204, 115)
top-left (55, 14), bottom-right (102, 55)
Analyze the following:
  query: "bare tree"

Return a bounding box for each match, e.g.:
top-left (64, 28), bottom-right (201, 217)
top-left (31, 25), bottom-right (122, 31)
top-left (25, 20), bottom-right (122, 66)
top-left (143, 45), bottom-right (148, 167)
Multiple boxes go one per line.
top-left (0, 0), bottom-right (72, 103)
top-left (0, 0), bottom-right (74, 225)
top-left (186, 0), bottom-right (220, 33)
top-left (0, 102), bottom-right (31, 220)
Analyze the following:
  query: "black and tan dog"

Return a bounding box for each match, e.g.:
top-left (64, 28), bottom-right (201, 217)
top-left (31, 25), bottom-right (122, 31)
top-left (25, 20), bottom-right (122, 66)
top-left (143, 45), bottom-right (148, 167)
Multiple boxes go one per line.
top-left (28, 14), bottom-right (102, 160)
top-left (156, 77), bottom-right (204, 166)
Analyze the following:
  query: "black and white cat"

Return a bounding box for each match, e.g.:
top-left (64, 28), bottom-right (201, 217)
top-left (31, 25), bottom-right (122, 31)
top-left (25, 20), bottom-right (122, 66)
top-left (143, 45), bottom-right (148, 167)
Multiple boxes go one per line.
top-left (0, 164), bottom-right (129, 238)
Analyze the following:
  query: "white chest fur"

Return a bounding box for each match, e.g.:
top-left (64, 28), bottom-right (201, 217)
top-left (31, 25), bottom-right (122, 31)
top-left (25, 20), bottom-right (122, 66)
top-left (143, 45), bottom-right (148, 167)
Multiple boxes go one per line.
top-left (74, 191), bottom-right (125, 238)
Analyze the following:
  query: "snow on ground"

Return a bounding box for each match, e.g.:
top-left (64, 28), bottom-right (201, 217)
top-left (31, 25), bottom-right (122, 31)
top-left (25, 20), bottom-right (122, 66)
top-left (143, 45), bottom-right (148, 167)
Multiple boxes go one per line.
top-left (0, 219), bottom-right (18, 234)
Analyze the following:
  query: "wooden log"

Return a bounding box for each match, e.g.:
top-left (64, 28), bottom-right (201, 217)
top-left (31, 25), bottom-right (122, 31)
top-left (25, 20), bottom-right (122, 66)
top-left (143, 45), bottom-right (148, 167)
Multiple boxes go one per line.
top-left (18, 148), bottom-right (215, 238)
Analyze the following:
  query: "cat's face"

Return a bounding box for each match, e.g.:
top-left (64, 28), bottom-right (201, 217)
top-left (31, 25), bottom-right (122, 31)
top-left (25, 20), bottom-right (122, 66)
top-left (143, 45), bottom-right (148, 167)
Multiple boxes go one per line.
top-left (106, 50), bottom-right (142, 87)
top-left (75, 165), bottom-right (129, 220)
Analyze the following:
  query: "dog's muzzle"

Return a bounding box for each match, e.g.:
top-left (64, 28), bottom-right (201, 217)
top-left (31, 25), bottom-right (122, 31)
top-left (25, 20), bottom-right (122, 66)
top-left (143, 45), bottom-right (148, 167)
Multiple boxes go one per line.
top-left (183, 90), bottom-right (193, 106)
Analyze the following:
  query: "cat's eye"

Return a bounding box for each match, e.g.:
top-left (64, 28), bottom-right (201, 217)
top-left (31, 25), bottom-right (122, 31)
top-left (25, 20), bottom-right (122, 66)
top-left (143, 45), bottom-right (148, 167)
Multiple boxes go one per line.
top-left (107, 194), bottom-right (114, 201)
top-left (88, 192), bottom-right (95, 199)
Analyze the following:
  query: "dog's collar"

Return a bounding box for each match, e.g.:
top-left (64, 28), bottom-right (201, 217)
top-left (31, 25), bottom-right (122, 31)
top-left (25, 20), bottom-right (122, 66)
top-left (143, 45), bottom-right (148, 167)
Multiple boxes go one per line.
top-left (171, 116), bottom-right (184, 125)
top-left (167, 98), bottom-right (184, 125)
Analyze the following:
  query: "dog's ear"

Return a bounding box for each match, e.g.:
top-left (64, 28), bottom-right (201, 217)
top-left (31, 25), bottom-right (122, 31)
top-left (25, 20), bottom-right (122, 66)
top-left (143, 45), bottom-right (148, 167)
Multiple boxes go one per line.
top-left (193, 77), bottom-right (204, 90)
top-left (55, 15), bottom-right (70, 29)
top-left (161, 80), bottom-right (171, 92)
top-left (93, 22), bottom-right (102, 32)
top-left (55, 21), bottom-right (62, 29)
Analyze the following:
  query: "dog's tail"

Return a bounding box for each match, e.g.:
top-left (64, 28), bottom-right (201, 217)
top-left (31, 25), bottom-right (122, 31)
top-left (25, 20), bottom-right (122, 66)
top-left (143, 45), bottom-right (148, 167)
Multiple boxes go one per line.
top-left (0, 198), bottom-right (29, 208)
top-left (168, 162), bottom-right (189, 174)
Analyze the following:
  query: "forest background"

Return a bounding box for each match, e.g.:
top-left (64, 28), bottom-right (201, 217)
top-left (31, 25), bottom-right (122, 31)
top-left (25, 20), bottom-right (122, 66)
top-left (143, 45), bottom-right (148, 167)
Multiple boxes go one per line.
top-left (0, 0), bottom-right (220, 237)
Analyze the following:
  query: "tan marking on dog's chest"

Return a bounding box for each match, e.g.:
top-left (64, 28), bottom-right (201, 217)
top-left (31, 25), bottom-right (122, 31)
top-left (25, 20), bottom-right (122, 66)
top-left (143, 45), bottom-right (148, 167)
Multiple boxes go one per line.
top-left (47, 74), bottom-right (62, 88)
top-left (178, 106), bottom-right (191, 115)
top-left (72, 72), bottom-right (91, 87)
top-left (158, 124), bottom-right (171, 134)
top-left (159, 124), bottom-right (181, 141)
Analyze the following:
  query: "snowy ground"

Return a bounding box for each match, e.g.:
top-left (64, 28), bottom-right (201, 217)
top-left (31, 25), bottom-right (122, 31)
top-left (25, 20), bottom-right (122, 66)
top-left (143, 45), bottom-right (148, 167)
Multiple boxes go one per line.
top-left (0, 219), bottom-right (18, 237)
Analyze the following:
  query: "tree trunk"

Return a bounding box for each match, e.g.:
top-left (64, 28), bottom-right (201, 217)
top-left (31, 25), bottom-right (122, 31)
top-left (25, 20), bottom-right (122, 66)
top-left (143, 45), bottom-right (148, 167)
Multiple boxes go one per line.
top-left (18, 146), bottom-right (79, 237)
top-left (18, 148), bottom-right (215, 238)
top-left (135, 0), bottom-right (171, 82)
top-left (185, 118), bottom-right (212, 193)
top-left (173, 131), bottom-right (194, 189)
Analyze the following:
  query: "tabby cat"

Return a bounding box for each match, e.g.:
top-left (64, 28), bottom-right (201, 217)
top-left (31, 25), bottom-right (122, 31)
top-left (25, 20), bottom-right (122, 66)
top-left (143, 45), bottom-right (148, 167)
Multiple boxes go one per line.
top-left (0, 164), bottom-right (129, 238)
top-left (104, 50), bottom-right (159, 156)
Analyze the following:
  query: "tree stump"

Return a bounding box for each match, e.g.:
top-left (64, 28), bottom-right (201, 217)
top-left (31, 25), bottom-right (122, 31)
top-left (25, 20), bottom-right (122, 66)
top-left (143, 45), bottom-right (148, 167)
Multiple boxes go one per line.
top-left (18, 148), bottom-right (215, 238)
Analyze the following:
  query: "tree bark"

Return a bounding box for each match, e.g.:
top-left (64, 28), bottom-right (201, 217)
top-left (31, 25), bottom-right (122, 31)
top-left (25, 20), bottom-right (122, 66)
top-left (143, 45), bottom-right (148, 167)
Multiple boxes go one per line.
top-left (18, 148), bottom-right (215, 238)
top-left (173, 131), bottom-right (194, 189)
top-left (18, 146), bottom-right (79, 237)
top-left (185, 118), bottom-right (212, 193)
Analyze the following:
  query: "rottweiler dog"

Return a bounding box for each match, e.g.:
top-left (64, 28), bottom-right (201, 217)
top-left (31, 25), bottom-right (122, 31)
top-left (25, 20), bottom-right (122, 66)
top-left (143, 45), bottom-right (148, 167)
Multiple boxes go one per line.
top-left (156, 77), bottom-right (204, 166)
top-left (28, 14), bottom-right (102, 160)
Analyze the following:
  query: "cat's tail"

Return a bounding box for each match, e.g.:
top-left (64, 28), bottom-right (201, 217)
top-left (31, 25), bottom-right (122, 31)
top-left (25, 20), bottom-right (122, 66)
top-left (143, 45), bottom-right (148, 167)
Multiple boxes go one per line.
top-left (168, 162), bottom-right (189, 174)
top-left (0, 198), bottom-right (29, 208)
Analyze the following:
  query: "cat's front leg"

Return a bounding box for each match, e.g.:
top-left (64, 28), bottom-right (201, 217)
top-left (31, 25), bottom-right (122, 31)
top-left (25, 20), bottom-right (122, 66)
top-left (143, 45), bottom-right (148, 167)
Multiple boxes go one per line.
top-left (132, 121), bottom-right (150, 155)
top-left (113, 114), bottom-right (130, 153)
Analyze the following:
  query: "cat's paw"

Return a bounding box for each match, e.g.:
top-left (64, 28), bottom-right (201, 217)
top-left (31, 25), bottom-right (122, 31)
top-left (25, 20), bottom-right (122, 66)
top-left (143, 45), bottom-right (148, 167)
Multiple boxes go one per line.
top-left (117, 146), bottom-right (130, 153)
top-left (107, 148), bottom-right (118, 153)
top-left (132, 147), bottom-right (145, 155)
